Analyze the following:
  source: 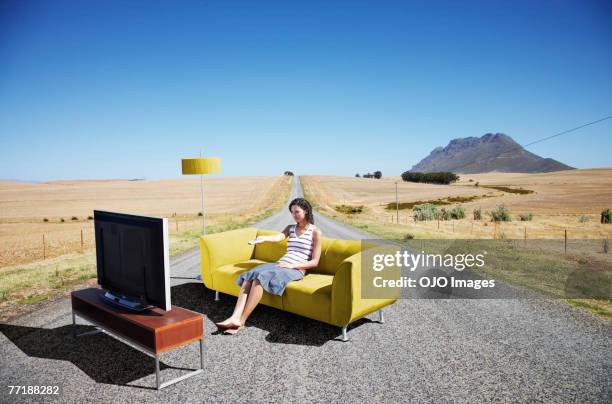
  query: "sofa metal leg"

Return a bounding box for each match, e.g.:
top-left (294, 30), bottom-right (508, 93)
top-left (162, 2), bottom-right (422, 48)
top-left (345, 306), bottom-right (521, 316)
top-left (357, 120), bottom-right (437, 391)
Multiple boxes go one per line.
top-left (214, 291), bottom-right (220, 301)
top-left (341, 325), bottom-right (349, 342)
top-left (378, 309), bottom-right (385, 324)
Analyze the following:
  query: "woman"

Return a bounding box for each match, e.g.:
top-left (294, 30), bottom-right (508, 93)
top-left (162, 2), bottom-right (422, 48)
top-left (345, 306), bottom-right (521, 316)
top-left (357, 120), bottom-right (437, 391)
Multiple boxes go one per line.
top-left (215, 197), bottom-right (322, 335)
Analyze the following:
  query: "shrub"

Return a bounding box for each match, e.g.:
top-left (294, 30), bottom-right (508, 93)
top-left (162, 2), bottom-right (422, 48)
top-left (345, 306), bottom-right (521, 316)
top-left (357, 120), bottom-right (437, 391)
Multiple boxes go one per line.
top-left (578, 215), bottom-right (590, 223)
top-left (373, 171), bottom-right (382, 179)
top-left (518, 213), bottom-right (533, 221)
top-left (43, 218), bottom-right (49, 222)
top-left (335, 204), bottom-right (363, 214)
top-left (483, 186), bottom-right (534, 195)
top-left (198, 212), bottom-right (203, 216)
top-left (71, 216), bottom-right (78, 221)
top-left (403, 233), bottom-right (415, 240)
top-left (87, 216), bottom-right (93, 220)
top-left (355, 173), bottom-right (360, 177)
top-left (438, 208), bottom-right (451, 221)
top-left (400, 171), bottom-right (459, 185)
top-left (60, 218), bottom-right (65, 223)
top-left (490, 205), bottom-right (511, 222)
top-left (601, 209), bottom-right (612, 224)
top-left (450, 205), bottom-right (466, 219)
top-left (473, 207), bottom-right (482, 220)
top-left (413, 203), bottom-right (438, 221)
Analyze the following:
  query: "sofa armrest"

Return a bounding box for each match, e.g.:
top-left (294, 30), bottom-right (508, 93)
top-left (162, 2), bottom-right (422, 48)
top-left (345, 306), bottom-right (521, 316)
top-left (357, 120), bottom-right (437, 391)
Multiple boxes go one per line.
top-left (200, 227), bottom-right (258, 289)
top-left (330, 255), bottom-right (357, 326)
top-left (330, 251), bottom-right (398, 327)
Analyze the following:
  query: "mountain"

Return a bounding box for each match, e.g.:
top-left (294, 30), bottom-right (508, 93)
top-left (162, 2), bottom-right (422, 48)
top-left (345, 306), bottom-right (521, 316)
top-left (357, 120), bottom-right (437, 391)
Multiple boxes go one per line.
top-left (410, 133), bottom-right (575, 173)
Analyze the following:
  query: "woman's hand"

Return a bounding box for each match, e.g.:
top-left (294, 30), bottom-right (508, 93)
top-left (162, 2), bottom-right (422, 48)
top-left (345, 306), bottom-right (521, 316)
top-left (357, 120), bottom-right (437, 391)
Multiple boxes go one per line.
top-left (248, 236), bottom-right (266, 245)
top-left (277, 262), bottom-right (296, 269)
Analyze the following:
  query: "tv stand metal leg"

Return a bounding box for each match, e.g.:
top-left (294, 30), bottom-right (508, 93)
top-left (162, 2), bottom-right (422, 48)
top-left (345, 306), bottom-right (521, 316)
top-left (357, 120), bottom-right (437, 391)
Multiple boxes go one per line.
top-left (155, 339), bottom-right (204, 390)
top-left (75, 327), bottom-right (104, 338)
top-left (155, 356), bottom-right (160, 390)
top-left (378, 309), bottom-right (385, 324)
top-left (341, 325), bottom-right (349, 342)
top-left (72, 310), bottom-right (76, 338)
top-left (214, 291), bottom-right (220, 301)
top-left (200, 338), bottom-right (204, 369)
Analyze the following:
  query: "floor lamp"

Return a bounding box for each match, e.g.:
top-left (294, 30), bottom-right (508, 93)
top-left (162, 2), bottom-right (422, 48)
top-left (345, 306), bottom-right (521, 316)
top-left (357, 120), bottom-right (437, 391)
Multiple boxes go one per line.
top-left (181, 156), bottom-right (222, 236)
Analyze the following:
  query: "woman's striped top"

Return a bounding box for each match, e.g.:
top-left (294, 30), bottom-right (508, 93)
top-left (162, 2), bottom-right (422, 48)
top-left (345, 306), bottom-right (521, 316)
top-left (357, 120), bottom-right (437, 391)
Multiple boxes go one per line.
top-left (278, 223), bottom-right (314, 265)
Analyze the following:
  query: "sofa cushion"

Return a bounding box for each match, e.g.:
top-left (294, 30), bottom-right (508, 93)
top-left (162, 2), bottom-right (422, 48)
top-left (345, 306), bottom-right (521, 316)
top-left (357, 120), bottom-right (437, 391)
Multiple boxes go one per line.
top-left (282, 273), bottom-right (333, 323)
top-left (213, 259), bottom-right (283, 309)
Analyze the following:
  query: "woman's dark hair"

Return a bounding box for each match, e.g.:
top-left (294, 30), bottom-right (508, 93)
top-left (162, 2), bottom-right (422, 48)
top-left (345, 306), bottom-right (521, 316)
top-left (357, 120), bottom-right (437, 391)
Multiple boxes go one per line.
top-left (288, 197), bottom-right (314, 224)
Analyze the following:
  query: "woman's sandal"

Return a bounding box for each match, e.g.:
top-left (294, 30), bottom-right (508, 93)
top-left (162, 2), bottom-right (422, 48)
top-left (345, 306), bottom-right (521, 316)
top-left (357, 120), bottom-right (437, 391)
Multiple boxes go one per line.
top-left (215, 321), bottom-right (242, 331)
top-left (223, 325), bottom-right (245, 335)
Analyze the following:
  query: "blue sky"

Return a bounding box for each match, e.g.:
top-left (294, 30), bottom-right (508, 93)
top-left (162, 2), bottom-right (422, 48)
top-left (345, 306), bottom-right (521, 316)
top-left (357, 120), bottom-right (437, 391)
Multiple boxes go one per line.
top-left (1, 0), bottom-right (611, 181)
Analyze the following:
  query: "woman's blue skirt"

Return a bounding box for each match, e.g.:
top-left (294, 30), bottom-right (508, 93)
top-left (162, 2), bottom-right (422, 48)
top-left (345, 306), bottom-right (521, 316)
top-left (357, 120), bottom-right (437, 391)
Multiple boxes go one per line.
top-left (236, 262), bottom-right (304, 296)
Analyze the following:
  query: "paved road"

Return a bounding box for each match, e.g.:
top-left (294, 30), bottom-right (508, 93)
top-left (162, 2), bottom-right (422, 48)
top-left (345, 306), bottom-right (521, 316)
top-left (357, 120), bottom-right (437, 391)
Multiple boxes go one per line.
top-left (171, 175), bottom-right (374, 285)
top-left (0, 176), bottom-right (610, 403)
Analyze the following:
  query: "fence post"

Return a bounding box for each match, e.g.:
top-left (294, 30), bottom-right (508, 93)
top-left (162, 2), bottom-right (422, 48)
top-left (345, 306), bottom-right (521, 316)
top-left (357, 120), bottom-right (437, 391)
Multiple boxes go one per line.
top-left (564, 229), bottom-right (567, 253)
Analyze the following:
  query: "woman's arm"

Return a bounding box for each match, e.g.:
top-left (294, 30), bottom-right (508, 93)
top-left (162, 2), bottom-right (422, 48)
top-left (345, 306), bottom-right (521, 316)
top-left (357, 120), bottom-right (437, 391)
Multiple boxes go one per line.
top-left (253, 225), bottom-right (290, 243)
top-left (286, 228), bottom-right (322, 271)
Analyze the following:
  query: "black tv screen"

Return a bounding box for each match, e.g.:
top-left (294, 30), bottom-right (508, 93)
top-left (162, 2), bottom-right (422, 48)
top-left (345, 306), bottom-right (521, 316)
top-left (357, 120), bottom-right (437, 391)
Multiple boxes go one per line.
top-left (94, 210), bottom-right (171, 311)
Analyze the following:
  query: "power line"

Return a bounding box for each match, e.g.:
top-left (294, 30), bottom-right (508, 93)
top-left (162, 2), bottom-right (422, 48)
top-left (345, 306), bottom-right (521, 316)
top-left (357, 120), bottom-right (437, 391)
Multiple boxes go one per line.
top-left (521, 114), bottom-right (612, 149)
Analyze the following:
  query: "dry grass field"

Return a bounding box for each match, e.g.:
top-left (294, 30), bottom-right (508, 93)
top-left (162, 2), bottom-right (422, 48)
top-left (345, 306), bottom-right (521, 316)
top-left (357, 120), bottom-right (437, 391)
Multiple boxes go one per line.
top-left (302, 170), bottom-right (611, 317)
top-left (0, 175), bottom-right (292, 320)
top-left (0, 176), bottom-right (288, 268)
top-left (302, 169), bottom-right (612, 240)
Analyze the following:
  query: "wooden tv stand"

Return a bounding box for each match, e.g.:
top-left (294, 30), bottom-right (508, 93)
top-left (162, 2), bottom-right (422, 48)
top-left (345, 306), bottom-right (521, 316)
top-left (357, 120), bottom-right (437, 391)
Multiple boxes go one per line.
top-left (71, 287), bottom-right (204, 390)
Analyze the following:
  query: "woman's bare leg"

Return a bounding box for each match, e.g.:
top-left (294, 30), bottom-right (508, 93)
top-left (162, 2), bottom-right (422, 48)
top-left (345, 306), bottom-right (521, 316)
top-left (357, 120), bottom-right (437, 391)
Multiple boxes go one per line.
top-left (216, 280), bottom-right (252, 326)
top-left (240, 278), bottom-right (264, 324)
top-left (224, 279), bottom-right (263, 335)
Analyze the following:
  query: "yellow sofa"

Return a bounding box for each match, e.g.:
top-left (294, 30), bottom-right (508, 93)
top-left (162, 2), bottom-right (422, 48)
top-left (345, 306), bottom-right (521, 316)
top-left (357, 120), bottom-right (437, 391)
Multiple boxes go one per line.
top-left (200, 227), bottom-right (397, 341)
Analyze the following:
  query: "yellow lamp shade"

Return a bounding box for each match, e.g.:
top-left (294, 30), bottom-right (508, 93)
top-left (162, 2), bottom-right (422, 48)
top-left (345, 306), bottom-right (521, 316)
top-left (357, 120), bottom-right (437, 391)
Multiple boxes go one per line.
top-left (181, 157), bottom-right (222, 175)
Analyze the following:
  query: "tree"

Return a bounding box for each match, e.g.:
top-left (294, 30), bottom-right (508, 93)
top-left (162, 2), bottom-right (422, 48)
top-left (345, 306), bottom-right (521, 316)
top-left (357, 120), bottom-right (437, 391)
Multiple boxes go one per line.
top-left (400, 171), bottom-right (459, 185)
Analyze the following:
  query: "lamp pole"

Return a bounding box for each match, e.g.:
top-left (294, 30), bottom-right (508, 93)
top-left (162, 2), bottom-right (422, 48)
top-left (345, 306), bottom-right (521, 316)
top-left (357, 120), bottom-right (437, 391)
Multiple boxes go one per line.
top-left (199, 150), bottom-right (205, 235)
top-left (181, 154), bottom-right (220, 235)
top-left (181, 154), bottom-right (221, 283)
top-left (200, 173), bottom-right (205, 235)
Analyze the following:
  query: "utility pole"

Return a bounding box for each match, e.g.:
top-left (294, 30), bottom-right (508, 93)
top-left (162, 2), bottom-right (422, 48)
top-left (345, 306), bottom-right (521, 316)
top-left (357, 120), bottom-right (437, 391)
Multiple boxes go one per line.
top-left (395, 181), bottom-right (399, 224)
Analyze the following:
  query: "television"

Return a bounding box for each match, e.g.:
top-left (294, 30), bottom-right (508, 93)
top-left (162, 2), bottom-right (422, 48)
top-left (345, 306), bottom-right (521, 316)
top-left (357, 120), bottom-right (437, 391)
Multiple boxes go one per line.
top-left (94, 210), bottom-right (171, 311)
